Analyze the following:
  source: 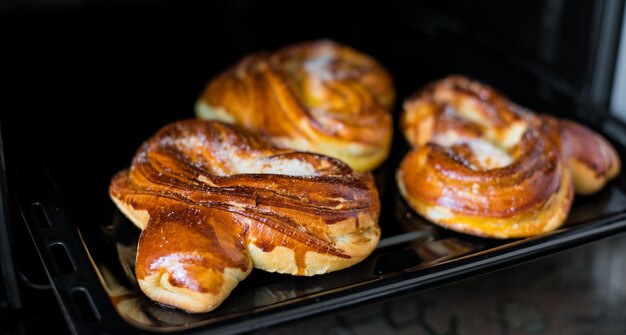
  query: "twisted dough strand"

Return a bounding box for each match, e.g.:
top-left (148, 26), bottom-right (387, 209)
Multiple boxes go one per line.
top-left (196, 40), bottom-right (394, 172)
top-left (558, 118), bottom-right (621, 194)
top-left (110, 120), bottom-right (380, 313)
top-left (397, 75), bottom-right (620, 238)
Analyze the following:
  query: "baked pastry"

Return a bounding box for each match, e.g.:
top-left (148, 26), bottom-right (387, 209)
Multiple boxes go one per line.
top-left (397, 75), bottom-right (620, 239)
top-left (195, 39), bottom-right (394, 172)
top-left (109, 120), bottom-right (380, 313)
top-left (558, 119), bottom-right (621, 194)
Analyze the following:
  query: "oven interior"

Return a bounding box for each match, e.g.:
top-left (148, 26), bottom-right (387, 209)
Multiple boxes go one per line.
top-left (2, 1), bottom-right (626, 334)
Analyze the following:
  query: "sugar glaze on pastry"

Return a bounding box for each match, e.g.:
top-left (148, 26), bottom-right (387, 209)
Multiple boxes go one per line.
top-left (196, 39), bottom-right (394, 172)
top-left (397, 75), bottom-right (620, 239)
top-left (110, 120), bottom-right (380, 313)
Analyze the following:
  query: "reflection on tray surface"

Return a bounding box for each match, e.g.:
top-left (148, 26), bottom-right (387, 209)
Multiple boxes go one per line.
top-left (90, 168), bottom-right (626, 330)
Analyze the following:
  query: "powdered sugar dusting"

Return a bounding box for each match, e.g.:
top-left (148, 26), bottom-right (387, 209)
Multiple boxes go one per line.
top-left (433, 130), bottom-right (513, 170)
top-left (150, 253), bottom-right (203, 289)
top-left (206, 134), bottom-right (319, 176)
top-left (304, 53), bottom-right (335, 81)
top-left (166, 128), bottom-right (319, 177)
top-left (433, 131), bottom-right (468, 147)
top-left (463, 139), bottom-right (513, 169)
top-left (166, 135), bottom-right (204, 151)
top-left (235, 157), bottom-right (318, 176)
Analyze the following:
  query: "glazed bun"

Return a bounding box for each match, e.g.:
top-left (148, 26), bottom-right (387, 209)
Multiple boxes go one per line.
top-left (397, 75), bottom-right (621, 238)
top-left (110, 120), bottom-right (380, 312)
top-left (196, 39), bottom-right (394, 172)
top-left (558, 119), bottom-right (621, 195)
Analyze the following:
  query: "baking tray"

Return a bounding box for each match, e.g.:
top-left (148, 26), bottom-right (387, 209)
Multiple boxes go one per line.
top-left (4, 2), bottom-right (626, 334)
top-left (5, 107), bottom-right (626, 334)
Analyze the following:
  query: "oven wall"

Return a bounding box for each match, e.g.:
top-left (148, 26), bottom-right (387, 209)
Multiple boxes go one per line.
top-left (2, 0), bottom-right (625, 246)
top-left (3, 0), bottom-right (624, 229)
top-left (612, 4), bottom-right (626, 123)
top-left (2, 0), bottom-right (625, 328)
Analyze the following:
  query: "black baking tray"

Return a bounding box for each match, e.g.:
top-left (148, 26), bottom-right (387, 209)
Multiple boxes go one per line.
top-left (6, 118), bottom-right (626, 335)
top-left (4, 1), bottom-right (626, 334)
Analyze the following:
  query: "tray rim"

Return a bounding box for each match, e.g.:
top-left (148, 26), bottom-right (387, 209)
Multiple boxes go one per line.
top-left (7, 123), bottom-right (626, 334)
top-left (16, 189), bottom-right (626, 334)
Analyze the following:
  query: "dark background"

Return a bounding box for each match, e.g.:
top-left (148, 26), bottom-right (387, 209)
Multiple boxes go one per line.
top-left (1, 0), bottom-right (625, 333)
top-left (3, 0), bottom-right (623, 205)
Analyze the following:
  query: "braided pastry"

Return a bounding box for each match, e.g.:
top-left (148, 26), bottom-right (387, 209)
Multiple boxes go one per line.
top-left (109, 120), bottom-right (380, 313)
top-left (397, 75), bottom-right (620, 239)
top-left (195, 39), bottom-right (394, 172)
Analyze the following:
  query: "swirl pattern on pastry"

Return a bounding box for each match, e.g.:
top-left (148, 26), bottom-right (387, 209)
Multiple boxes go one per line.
top-left (397, 75), bottom-right (576, 238)
top-left (195, 39), bottom-right (395, 172)
top-left (109, 120), bottom-right (380, 313)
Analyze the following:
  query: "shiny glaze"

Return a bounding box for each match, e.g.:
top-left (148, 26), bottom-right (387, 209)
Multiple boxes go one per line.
top-left (198, 39), bottom-right (394, 171)
top-left (400, 119), bottom-right (564, 218)
top-left (401, 75), bottom-right (527, 148)
top-left (559, 119), bottom-right (620, 178)
top-left (398, 75), bottom-right (575, 237)
top-left (110, 120), bottom-right (380, 294)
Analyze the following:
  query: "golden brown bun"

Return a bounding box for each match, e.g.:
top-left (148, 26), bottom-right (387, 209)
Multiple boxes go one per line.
top-left (398, 75), bottom-right (578, 238)
top-left (109, 120), bottom-right (380, 313)
top-left (196, 39), bottom-right (394, 172)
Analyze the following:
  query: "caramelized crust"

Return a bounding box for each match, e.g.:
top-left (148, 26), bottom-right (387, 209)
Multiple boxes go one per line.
top-left (397, 75), bottom-right (599, 238)
top-left (558, 119), bottom-right (621, 194)
top-left (196, 39), bottom-right (394, 172)
top-left (109, 120), bottom-right (380, 313)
